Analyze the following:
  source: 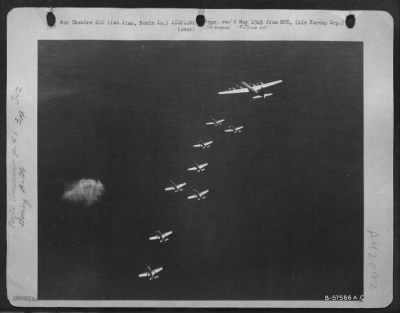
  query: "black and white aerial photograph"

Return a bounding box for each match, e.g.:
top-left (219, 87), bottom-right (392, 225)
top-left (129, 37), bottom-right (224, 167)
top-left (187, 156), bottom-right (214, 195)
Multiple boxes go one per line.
top-left (37, 40), bottom-right (364, 301)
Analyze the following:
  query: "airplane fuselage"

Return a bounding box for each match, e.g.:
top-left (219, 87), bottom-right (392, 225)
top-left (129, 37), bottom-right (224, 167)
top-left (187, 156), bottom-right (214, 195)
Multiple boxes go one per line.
top-left (149, 273), bottom-right (158, 280)
top-left (194, 190), bottom-right (206, 200)
top-left (240, 82), bottom-right (259, 95)
top-left (170, 181), bottom-right (184, 192)
top-left (227, 126), bottom-right (242, 133)
top-left (146, 266), bottom-right (159, 280)
top-left (196, 141), bottom-right (211, 149)
top-left (213, 119), bottom-right (223, 126)
top-left (173, 185), bottom-right (183, 192)
top-left (189, 162), bottom-right (207, 172)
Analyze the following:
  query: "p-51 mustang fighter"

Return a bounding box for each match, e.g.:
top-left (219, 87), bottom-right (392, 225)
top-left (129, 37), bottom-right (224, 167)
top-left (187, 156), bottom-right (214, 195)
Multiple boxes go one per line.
top-left (218, 80), bottom-right (283, 99)
top-left (138, 265), bottom-right (163, 280)
top-left (193, 140), bottom-right (213, 150)
top-left (224, 125), bottom-right (244, 134)
top-left (205, 118), bottom-right (225, 127)
top-left (149, 230), bottom-right (173, 243)
top-left (164, 180), bottom-right (187, 192)
top-left (187, 161), bottom-right (208, 173)
top-left (187, 189), bottom-right (209, 201)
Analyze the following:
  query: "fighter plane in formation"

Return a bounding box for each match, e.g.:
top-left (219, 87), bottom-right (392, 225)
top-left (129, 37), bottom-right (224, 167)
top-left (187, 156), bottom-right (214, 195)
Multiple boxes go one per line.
top-left (218, 80), bottom-right (283, 99)
top-left (187, 161), bottom-right (208, 173)
top-left (164, 180), bottom-right (187, 192)
top-left (149, 230), bottom-right (173, 243)
top-left (187, 189), bottom-right (209, 201)
top-left (193, 140), bottom-right (213, 150)
top-left (224, 125), bottom-right (244, 134)
top-left (205, 118), bottom-right (225, 127)
top-left (138, 265), bottom-right (163, 280)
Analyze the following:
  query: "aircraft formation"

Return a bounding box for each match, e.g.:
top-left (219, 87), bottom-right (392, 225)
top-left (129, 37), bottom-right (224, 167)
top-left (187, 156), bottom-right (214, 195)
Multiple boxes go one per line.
top-left (138, 79), bottom-right (282, 280)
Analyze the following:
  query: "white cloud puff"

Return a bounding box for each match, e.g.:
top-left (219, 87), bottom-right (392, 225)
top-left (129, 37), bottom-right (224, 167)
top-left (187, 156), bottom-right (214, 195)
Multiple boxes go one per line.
top-left (62, 178), bottom-right (104, 206)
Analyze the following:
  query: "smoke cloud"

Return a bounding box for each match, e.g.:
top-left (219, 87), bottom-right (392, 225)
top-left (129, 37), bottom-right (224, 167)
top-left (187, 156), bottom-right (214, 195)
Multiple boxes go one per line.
top-left (62, 178), bottom-right (104, 206)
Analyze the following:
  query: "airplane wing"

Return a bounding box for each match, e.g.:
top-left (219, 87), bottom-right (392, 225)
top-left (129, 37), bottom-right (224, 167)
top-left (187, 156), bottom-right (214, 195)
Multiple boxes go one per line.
top-left (204, 141), bottom-right (213, 146)
top-left (252, 80), bottom-right (283, 91)
top-left (138, 272), bottom-right (149, 278)
top-left (236, 126), bottom-right (244, 131)
top-left (187, 166), bottom-right (196, 171)
top-left (163, 231), bottom-right (173, 237)
top-left (218, 88), bottom-right (249, 95)
top-left (205, 122), bottom-right (215, 125)
top-left (176, 183), bottom-right (186, 189)
top-left (216, 119), bottom-right (225, 123)
top-left (187, 194), bottom-right (197, 199)
top-left (199, 190), bottom-right (209, 196)
top-left (149, 235), bottom-right (160, 241)
top-left (224, 128), bottom-right (234, 133)
top-left (151, 267), bottom-right (163, 275)
top-left (193, 144), bottom-right (202, 148)
top-left (164, 186), bottom-right (175, 191)
top-left (198, 163), bottom-right (208, 169)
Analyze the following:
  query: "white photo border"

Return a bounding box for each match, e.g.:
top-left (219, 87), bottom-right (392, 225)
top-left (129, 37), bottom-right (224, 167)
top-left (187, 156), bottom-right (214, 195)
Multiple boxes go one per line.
top-left (6, 8), bottom-right (394, 308)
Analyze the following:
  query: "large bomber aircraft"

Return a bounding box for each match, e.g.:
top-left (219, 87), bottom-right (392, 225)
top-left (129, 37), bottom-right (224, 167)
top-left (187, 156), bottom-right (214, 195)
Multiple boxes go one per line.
top-left (218, 80), bottom-right (282, 99)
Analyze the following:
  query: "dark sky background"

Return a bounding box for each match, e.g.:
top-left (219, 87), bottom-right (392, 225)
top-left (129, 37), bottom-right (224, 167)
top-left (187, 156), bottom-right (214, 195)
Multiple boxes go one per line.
top-left (38, 41), bottom-right (363, 300)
